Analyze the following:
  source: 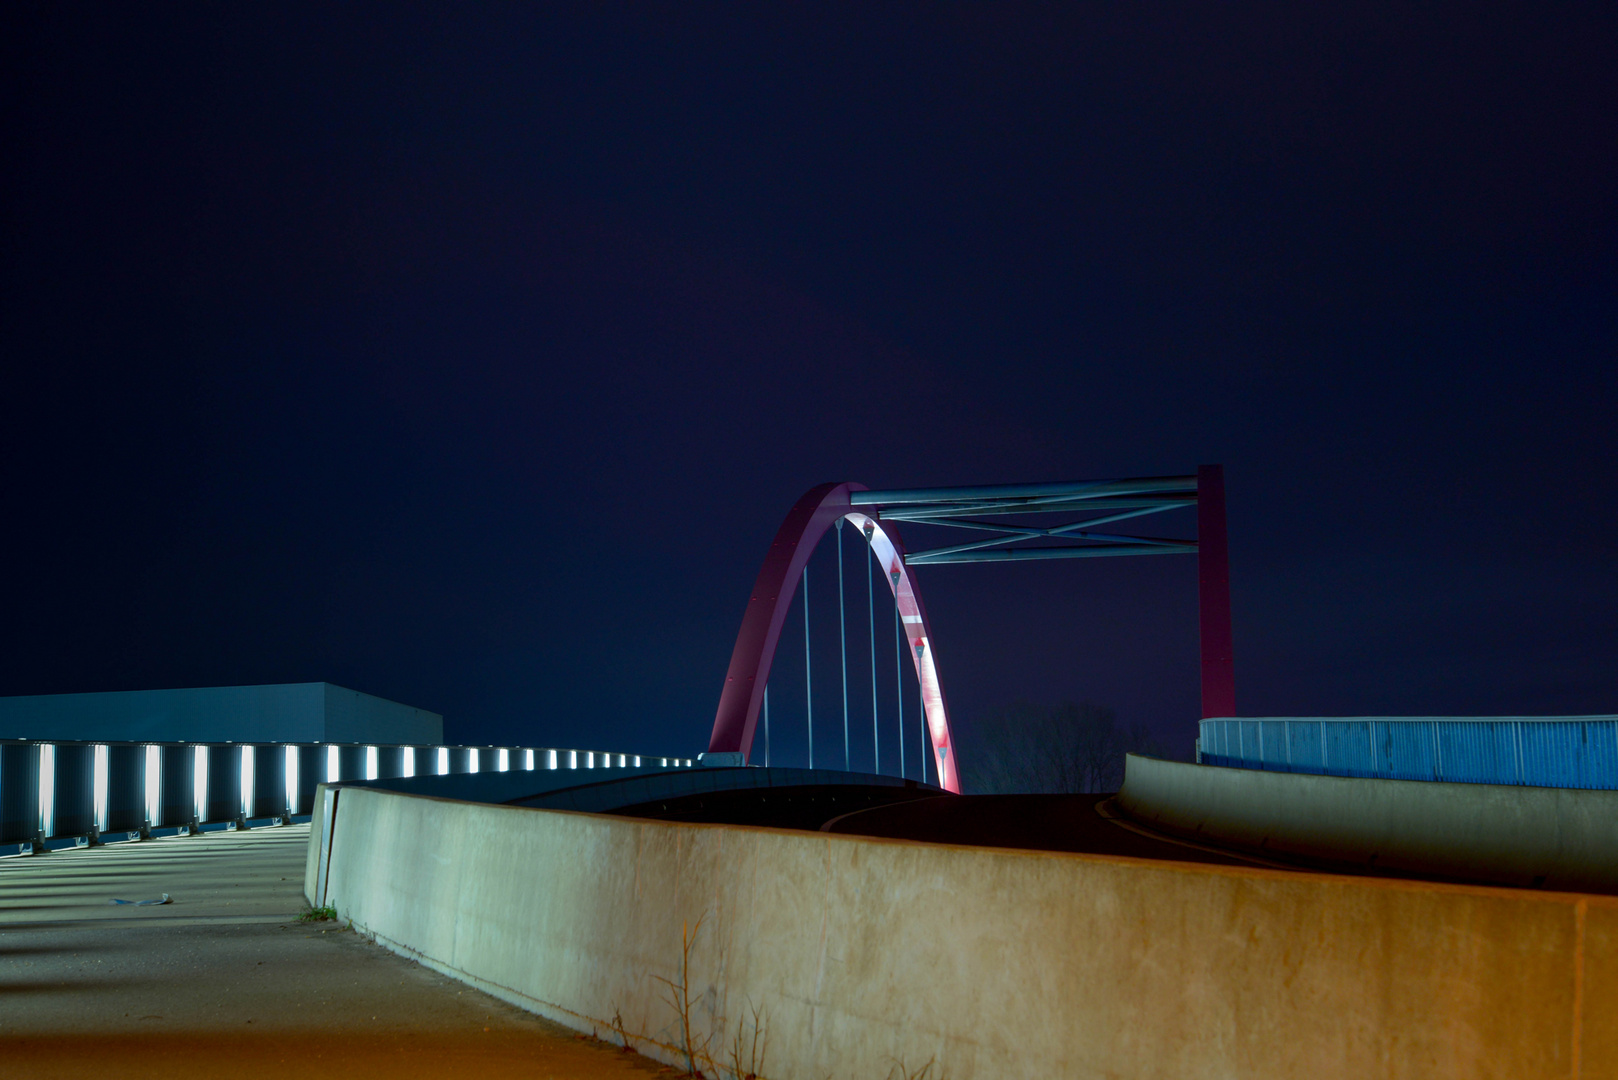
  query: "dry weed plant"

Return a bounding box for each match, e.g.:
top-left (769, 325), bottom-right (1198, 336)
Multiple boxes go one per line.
top-left (652, 912), bottom-right (714, 1076)
top-left (887, 1058), bottom-right (939, 1080)
top-left (724, 999), bottom-right (770, 1080)
top-left (610, 1005), bottom-right (636, 1053)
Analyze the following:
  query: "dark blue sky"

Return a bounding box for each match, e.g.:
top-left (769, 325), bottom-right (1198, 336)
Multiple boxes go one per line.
top-left (3, 4), bottom-right (1614, 765)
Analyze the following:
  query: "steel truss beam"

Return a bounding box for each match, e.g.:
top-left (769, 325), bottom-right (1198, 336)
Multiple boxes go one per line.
top-left (854, 477), bottom-right (1198, 565)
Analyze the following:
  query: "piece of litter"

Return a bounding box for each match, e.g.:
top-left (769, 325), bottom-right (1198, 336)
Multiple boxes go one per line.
top-left (109, 894), bottom-right (171, 906)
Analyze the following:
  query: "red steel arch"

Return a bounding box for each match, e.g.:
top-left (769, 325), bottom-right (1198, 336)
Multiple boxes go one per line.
top-left (707, 482), bottom-right (960, 793)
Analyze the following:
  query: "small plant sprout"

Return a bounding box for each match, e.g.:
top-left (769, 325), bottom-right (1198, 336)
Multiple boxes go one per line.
top-left (610, 1005), bottom-right (636, 1053)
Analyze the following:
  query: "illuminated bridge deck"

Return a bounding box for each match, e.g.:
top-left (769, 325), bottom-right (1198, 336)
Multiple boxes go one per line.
top-left (0, 826), bottom-right (665, 1079)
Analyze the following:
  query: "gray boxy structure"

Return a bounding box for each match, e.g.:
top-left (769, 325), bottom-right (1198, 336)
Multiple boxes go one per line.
top-left (0, 683), bottom-right (442, 745)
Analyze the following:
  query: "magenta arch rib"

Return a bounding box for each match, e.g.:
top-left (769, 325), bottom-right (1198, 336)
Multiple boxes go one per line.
top-left (707, 482), bottom-right (960, 793)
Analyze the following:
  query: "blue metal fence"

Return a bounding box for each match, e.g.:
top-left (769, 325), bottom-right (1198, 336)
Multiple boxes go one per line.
top-left (1197, 716), bottom-right (1618, 790)
top-left (0, 740), bottom-right (693, 853)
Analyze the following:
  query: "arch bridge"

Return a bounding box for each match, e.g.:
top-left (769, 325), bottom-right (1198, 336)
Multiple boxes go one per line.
top-left (706, 466), bottom-right (1234, 793)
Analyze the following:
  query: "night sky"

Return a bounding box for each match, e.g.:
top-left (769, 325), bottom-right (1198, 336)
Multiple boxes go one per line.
top-left (3, 4), bottom-right (1614, 768)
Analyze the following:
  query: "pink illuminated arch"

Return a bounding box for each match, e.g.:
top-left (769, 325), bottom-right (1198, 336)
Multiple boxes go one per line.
top-left (707, 482), bottom-right (960, 793)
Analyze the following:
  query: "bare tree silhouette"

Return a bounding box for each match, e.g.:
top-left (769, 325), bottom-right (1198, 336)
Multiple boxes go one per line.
top-left (960, 701), bottom-right (1168, 794)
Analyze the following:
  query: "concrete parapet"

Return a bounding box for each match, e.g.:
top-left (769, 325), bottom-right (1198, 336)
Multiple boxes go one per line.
top-left (1118, 753), bottom-right (1618, 893)
top-left (309, 782), bottom-right (1618, 1079)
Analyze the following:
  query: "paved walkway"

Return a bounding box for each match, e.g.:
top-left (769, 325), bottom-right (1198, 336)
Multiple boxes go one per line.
top-left (0, 825), bottom-right (674, 1079)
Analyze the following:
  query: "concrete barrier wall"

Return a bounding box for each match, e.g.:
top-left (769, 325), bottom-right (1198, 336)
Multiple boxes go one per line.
top-left (1118, 754), bottom-right (1618, 893)
top-left (310, 783), bottom-right (1618, 1080)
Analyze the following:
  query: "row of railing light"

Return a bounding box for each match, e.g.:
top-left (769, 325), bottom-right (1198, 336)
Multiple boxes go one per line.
top-left (0, 741), bottom-right (694, 853)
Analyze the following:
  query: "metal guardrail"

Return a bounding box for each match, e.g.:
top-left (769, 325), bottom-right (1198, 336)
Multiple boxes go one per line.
top-left (1197, 716), bottom-right (1618, 790)
top-left (0, 740), bottom-right (694, 853)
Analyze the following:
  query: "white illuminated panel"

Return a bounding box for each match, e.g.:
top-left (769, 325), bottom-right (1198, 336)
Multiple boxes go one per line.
top-left (498, 748), bottom-right (509, 772)
top-left (437, 747), bottom-right (449, 775)
top-left (366, 746), bottom-right (378, 781)
top-left (93, 745), bottom-right (109, 832)
top-left (523, 749), bottom-right (534, 771)
top-left (285, 746), bottom-right (299, 815)
top-left (618, 754), bottom-right (627, 768)
top-left (38, 744), bottom-right (55, 838)
top-left (547, 749), bottom-right (558, 770)
top-left (146, 746), bottom-right (161, 826)
top-left (240, 746), bottom-right (255, 818)
top-left (568, 750), bottom-right (577, 769)
top-left (402, 746), bottom-right (416, 778)
top-left (194, 745), bottom-right (209, 821)
top-left (633, 755), bottom-right (641, 767)
top-left (326, 745), bottom-right (339, 783)
top-left (585, 751), bottom-right (595, 769)
top-left (468, 748), bottom-right (480, 773)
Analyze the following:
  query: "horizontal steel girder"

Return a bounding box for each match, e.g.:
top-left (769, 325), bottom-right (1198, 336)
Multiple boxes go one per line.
top-left (906, 542), bottom-right (1196, 565)
top-left (850, 476), bottom-right (1198, 507)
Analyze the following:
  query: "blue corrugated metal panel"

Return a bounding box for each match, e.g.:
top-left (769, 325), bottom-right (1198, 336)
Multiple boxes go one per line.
top-left (1201, 716), bottom-right (1618, 791)
top-left (1580, 722), bottom-right (1618, 790)
top-left (1437, 720), bottom-right (1514, 785)
top-left (1257, 721), bottom-right (1287, 770)
top-left (1238, 720), bottom-right (1260, 765)
top-left (1321, 720), bottom-right (1370, 777)
top-left (1291, 720), bottom-right (1324, 774)
top-left (1522, 722), bottom-right (1581, 788)
top-left (1379, 720), bottom-right (1431, 781)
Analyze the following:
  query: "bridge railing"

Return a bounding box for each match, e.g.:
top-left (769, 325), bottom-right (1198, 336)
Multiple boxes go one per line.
top-left (0, 739), bottom-right (693, 853)
top-left (1198, 716), bottom-right (1618, 790)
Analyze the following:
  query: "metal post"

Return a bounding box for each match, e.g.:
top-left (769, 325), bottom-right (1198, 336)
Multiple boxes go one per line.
top-left (1196, 464), bottom-right (1236, 719)
top-left (867, 528), bottom-right (879, 775)
top-left (1514, 720), bottom-right (1524, 785)
top-left (837, 519), bottom-right (849, 771)
top-left (804, 566), bottom-right (813, 769)
top-left (895, 599), bottom-right (905, 780)
top-left (763, 685), bottom-right (770, 767)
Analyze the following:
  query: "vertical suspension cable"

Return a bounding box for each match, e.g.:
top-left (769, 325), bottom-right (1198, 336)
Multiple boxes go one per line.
top-left (918, 644), bottom-right (930, 785)
top-left (763, 684), bottom-right (770, 767)
top-left (804, 565), bottom-right (813, 769)
top-left (867, 527), bottom-right (879, 775)
top-left (895, 585), bottom-right (905, 780)
top-left (837, 519), bottom-right (849, 772)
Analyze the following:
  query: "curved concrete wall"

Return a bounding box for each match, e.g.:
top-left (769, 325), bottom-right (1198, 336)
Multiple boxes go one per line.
top-left (1118, 754), bottom-right (1618, 893)
top-left (308, 783), bottom-right (1618, 1078)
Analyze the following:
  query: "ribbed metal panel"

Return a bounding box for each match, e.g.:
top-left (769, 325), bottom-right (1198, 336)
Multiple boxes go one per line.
top-left (294, 745), bottom-right (324, 814)
top-left (247, 745), bottom-right (288, 820)
top-left (1201, 716), bottom-right (1618, 790)
top-left (104, 743), bottom-right (147, 833)
top-left (156, 744), bottom-right (194, 828)
top-left (202, 745), bottom-right (241, 825)
top-left (0, 740), bottom-right (684, 844)
top-left (337, 745), bottom-right (368, 783)
top-left (50, 743), bottom-right (97, 839)
top-left (0, 742), bottom-right (41, 844)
